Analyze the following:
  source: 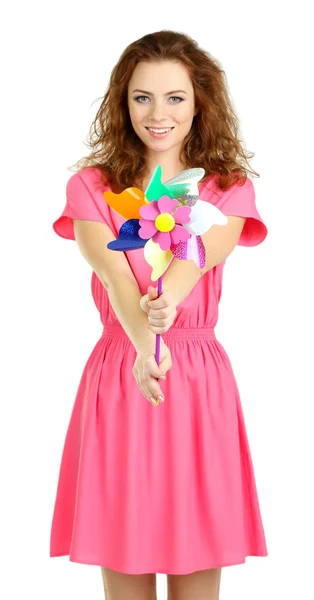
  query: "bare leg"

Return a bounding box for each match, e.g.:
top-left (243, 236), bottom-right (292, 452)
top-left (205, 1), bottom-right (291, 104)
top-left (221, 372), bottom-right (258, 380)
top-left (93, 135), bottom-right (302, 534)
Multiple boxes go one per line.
top-left (167, 568), bottom-right (222, 600)
top-left (101, 566), bottom-right (157, 600)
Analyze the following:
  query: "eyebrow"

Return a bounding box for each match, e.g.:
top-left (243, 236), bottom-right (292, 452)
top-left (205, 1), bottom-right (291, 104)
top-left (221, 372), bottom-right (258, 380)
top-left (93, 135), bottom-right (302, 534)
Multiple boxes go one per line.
top-left (132, 89), bottom-right (187, 95)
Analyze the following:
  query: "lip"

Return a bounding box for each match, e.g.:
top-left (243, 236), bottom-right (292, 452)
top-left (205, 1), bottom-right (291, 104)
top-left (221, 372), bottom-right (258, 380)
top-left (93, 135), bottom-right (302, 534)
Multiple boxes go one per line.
top-left (145, 126), bottom-right (175, 139)
top-left (145, 126), bottom-right (174, 130)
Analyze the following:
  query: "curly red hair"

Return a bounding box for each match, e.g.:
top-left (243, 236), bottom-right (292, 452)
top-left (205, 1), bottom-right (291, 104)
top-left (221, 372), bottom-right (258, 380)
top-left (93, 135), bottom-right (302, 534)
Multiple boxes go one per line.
top-left (69, 30), bottom-right (259, 193)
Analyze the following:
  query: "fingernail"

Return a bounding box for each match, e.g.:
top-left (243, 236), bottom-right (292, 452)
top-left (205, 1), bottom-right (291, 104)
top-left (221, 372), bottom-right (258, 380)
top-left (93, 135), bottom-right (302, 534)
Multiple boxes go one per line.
top-left (157, 395), bottom-right (164, 402)
top-left (150, 397), bottom-right (157, 405)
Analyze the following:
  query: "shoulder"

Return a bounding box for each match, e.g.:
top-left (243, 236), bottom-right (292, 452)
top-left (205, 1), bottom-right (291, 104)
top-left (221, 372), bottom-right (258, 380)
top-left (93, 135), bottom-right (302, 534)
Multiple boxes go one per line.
top-left (67, 166), bottom-right (103, 190)
top-left (66, 167), bottom-right (112, 203)
top-left (200, 174), bottom-right (254, 206)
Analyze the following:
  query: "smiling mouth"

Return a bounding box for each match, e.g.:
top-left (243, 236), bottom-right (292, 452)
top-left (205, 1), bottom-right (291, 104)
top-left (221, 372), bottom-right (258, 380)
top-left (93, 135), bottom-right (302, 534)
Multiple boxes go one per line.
top-left (145, 127), bottom-right (175, 131)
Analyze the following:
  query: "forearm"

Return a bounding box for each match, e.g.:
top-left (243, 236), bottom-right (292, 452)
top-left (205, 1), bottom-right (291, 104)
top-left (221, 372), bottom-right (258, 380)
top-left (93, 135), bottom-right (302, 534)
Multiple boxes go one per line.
top-left (162, 257), bottom-right (202, 306)
top-left (162, 217), bottom-right (245, 306)
top-left (100, 271), bottom-right (157, 353)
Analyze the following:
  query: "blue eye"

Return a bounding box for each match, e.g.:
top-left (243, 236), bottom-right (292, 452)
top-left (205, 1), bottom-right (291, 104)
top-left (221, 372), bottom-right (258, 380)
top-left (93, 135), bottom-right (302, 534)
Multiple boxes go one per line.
top-left (134, 96), bottom-right (183, 103)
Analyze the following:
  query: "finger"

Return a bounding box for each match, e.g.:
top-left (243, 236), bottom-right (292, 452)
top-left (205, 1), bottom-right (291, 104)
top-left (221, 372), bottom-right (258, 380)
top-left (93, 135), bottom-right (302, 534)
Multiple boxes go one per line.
top-left (148, 293), bottom-right (169, 309)
top-left (145, 283), bottom-right (158, 297)
top-left (148, 316), bottom-right (168, 328)
top-left (147, 324), bottom-right (170, 334)
top-left (139, 361), bottom-right (165, 404)
top-left (147, 376), bottom-right (164, 402)
top-left (133, 364), bottom-right (161, 405)
top-left (137, 371), bottom-right (158, 405)
top-left (148, 285), bottom-right (158, 300)
top-left (140, 293), bottom-right (149, 312)
top-left (147, 315), bottom-right (173, 329)
top-left (142, 377), bottom-right (164, 404)
top-left (159, 359), bottom-right (172, 374)
top-left (145, 356), bottom-right (167, 380)
top-left (143, 360), bottom-right (166, 396)
top-left (148, 310), bottom-right (168, 321)
top-left (134, 376), bottom-right (151, 404)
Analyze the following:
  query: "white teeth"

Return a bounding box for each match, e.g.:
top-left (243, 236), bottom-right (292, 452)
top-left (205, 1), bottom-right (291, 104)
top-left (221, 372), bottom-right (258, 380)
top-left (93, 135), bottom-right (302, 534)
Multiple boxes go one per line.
top-left (147, 127), bottom-right (172, 133)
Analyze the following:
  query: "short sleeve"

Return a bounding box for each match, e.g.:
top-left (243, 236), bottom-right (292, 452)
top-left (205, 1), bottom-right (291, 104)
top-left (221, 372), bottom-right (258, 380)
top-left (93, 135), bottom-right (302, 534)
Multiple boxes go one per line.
top-left (52, 171), bottom-right (108, 240)
top-left (215, 177), bottom-right (267, 247)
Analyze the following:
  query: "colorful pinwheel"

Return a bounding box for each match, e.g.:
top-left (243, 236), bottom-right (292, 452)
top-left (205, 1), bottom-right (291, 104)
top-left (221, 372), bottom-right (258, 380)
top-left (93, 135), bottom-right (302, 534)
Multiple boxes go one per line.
top-left (103, 165), bottom-right (228, 365)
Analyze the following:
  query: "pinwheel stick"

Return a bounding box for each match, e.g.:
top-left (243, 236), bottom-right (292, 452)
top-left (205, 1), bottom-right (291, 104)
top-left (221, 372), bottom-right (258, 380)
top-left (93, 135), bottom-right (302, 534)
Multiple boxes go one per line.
top-left (155, 276), bottom-right (163, 367)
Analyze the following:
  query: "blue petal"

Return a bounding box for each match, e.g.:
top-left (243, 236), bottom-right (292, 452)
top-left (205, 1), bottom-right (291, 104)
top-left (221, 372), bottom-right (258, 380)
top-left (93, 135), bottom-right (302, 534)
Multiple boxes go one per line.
top-left (107, 219), bottom-right (146, 251)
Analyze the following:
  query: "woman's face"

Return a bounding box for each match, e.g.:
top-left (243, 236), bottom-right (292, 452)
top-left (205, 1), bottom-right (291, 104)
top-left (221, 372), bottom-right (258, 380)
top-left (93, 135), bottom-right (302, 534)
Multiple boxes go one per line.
top-left (127, 60), bottom-right (198, 157)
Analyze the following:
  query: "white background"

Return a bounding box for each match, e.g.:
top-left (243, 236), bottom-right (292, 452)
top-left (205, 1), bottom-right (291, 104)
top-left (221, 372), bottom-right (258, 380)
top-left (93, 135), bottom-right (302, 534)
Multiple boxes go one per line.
top-left (1, 1), bottom-right (313, 598)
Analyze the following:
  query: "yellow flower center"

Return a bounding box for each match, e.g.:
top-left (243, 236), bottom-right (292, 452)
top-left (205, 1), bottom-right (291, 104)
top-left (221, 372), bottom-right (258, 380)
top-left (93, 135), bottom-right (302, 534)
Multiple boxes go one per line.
top-left (155, 213), bottom-right (175, 232)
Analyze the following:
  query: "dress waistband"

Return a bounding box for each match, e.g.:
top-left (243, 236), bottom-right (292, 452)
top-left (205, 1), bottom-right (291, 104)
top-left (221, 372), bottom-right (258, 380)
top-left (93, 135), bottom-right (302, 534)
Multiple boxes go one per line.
top-left (101, 323), bottom-right (216, 340)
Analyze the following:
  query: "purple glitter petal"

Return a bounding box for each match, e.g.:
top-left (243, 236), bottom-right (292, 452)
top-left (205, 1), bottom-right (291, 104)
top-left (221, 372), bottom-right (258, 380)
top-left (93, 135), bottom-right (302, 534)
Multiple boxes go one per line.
top-left (171, 240), bottom-right (188, 260)
top-left (195, 235), bottom-right (206, 268)
top-left (171, 236), bottom-right (206, 267)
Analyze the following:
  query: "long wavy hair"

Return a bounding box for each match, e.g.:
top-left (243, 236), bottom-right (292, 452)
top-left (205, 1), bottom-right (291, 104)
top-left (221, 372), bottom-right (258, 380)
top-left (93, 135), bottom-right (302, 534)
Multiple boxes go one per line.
top-left (69, 30), bottom-right (259, 193)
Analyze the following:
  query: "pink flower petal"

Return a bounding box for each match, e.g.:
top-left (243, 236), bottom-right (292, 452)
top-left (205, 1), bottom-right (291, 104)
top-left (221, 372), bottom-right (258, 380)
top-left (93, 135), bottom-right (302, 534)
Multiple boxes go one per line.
top-left (138, 219), bottom-right (157, 239)
top-left (173, 206), bottom-right (191, 224)
top-left (153, 230), bottom-right (171, 251)
top-left (158, 195), bottom-right (178, 214)
top-left (170, 224), bottom-right (190, 245)
top-left (139, 200), bottom-right (160, 220)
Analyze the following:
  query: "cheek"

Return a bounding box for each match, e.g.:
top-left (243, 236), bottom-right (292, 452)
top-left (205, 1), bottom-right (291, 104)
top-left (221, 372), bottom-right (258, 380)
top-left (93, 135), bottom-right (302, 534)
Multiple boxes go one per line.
top-left (177, 104), bottom-right (195, 123)
top-left (129, 104), bottom-right (146, 125)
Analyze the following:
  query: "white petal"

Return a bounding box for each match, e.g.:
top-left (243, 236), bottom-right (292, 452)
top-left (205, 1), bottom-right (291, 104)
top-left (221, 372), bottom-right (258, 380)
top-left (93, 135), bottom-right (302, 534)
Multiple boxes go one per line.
top-left (184, 200), bottom-right (228, 235)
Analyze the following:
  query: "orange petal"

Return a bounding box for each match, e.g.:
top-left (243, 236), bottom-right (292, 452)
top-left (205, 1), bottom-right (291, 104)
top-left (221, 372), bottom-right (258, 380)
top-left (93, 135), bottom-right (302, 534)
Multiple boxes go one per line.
top-left (103, 187), bottom-right (149, 220)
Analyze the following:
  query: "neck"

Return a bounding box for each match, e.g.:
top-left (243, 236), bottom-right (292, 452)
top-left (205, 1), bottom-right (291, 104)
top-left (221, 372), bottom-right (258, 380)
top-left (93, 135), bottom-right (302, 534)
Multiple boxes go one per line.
top-left (140, 156), bottom-right (186, 190)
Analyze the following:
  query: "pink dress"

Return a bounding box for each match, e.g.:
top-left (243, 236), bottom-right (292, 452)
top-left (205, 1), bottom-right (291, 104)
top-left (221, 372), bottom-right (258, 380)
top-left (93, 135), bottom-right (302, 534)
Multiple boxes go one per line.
top-left (49, 167), bottom-right (268, 574)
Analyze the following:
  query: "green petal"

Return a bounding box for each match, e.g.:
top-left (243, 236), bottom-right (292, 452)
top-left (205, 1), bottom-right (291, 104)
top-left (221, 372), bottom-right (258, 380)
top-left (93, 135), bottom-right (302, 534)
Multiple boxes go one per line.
top-left (144, 165), bottom-right (176, 202)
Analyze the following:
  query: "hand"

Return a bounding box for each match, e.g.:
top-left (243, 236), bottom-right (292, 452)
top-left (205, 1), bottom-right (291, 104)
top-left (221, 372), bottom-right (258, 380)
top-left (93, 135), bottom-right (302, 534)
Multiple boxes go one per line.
top-left (132, 340), bottom-right (172, 405)
top-left (140, 285), bottom-right (177, 334)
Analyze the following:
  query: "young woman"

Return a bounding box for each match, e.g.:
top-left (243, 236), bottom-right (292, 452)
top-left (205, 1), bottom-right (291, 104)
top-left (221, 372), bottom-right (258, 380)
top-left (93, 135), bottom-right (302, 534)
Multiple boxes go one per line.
top-left (50, 30), bottom-right (268, 600)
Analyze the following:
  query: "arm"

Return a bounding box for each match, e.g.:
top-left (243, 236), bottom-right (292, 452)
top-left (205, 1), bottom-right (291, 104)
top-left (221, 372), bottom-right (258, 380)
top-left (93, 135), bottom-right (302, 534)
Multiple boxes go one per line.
top-left (143, 175), bottom-right (267, 332)
top-left (162, 215), bottom-right (246, 304)
top-left (143, 216), bottom-right (246, 333)
top-left (73, 219), bottom-right (155, 351)
top-left (72, 218), bottom-right (171, 403)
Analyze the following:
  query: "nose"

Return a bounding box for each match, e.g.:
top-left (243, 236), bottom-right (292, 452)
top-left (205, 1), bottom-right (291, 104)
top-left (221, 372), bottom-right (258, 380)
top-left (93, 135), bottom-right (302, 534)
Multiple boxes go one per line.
top-left (149, 102), bottom-right (167, 120)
